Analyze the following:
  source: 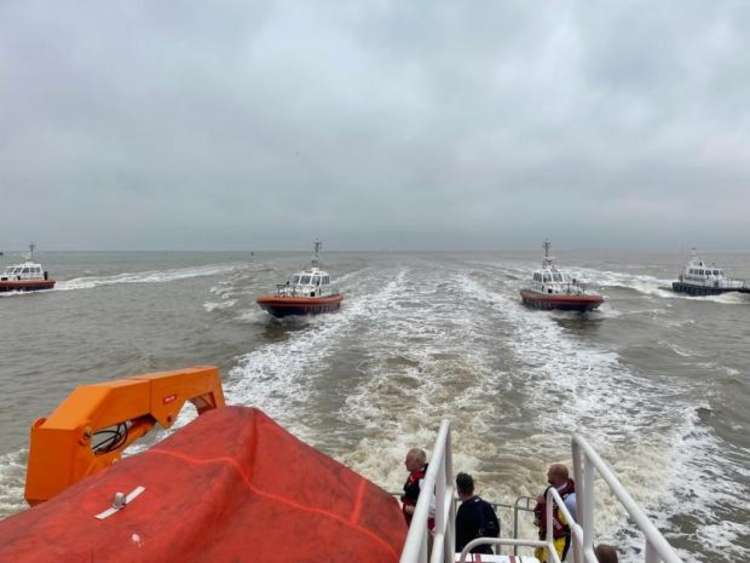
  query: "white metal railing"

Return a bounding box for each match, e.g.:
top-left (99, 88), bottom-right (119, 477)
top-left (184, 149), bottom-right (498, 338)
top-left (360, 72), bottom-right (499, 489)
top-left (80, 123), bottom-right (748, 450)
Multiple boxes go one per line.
top-left (455, 487), bottom-right (568, 563)
top-left (458, 538), bottom-right (556, 563)
top-left (571, 435), bottom-right (683, 563)
top-left (400, 422), bottom-right (685, 563)
top-left (400, 420), bottom-right (455, 563)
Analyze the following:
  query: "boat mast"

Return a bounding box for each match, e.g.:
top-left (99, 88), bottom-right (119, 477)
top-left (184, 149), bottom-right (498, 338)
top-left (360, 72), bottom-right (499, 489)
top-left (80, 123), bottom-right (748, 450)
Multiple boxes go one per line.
top-left (312, 240), bottom-right (322, 268)
top-left (542, 239), bottom-right (553, 268)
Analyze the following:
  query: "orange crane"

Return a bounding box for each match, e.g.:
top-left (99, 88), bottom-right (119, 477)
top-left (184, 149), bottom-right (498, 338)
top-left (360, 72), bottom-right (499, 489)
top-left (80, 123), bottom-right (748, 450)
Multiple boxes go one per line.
top-left (24, 365), bottom-right (225, 505)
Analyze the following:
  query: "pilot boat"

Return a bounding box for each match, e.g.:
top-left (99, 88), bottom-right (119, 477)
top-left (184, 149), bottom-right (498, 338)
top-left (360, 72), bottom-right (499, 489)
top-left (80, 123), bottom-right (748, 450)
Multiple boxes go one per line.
top-left (256, 240), bottom-right (343, 317)
top-left (0, 365), bottom-right (684, 563)
top-left (672, 249), bottom-right (749, 296)
top-left (0, 244), bottom-right (55, 293)
top-left (520, 241), bottom-right (603, 312)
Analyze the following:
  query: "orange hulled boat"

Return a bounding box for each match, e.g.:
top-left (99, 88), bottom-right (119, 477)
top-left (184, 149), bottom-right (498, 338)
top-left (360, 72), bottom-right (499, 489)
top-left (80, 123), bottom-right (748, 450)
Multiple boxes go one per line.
top-left (520, 240), bottom-right (603, 312)
top-left (256, 240), bottom-right (343, 317)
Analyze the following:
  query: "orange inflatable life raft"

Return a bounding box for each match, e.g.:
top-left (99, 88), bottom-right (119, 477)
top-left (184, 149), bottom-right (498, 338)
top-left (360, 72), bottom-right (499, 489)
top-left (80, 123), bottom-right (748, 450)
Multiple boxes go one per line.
top-left (0, 407), bottom-right (406, 562)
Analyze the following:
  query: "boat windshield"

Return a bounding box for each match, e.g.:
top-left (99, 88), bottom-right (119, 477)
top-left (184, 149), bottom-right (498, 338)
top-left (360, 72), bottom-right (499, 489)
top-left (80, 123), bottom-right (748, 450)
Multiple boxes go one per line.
top-left (300, 275), bottom-right (311, 285)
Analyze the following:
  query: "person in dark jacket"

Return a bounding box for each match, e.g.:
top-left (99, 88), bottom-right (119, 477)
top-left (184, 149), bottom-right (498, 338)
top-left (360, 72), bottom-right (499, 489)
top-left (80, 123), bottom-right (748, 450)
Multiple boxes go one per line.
top-left (455, 472), bottom-right (499, 555)
top-left (401, 448), bottom-right (432, 526)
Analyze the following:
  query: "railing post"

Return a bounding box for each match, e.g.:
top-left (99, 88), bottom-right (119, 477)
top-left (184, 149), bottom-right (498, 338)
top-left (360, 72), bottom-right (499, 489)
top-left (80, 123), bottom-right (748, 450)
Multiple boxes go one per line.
top-left (512, 498), bottom-right (524, 555)
top-left (436, 460), bottom-right (445, 561)
top-left (645, 540), bottom-right (661, 563)
top-left (571, 439), bottom-right (584, 563)
top-left (400, 420), bottom-right (451, 563)
top-left (546, 488), bottom-right (554, 549)
top-left (582, 455), bottom-right (595, 558)
top-left (445, 428), bottom-right (455, 560)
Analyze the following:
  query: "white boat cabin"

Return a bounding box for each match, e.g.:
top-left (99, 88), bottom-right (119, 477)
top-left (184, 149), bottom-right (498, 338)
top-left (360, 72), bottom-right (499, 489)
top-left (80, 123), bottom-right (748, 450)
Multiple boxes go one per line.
top-left (524, 241), bottom-right (587, 296)
top-left (0, 245), bottom-right (50, 282)
top-left (1, 261), bottom-right (48, 281)
top-left (278, 267), bottom-right (337, 297)
top-left (678, 251), bottom-right (744, 289)
top-left (275, 240), bottom-right (339, 298)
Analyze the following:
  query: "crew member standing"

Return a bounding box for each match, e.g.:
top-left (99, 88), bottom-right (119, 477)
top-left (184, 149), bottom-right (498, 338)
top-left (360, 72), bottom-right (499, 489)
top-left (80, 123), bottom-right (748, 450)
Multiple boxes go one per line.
top-left (534, 464), bottom-right (576, 562)
top-left (401, 448), bottom-right (433, 527)
top-left (455, 473), bottom-right (499, 555)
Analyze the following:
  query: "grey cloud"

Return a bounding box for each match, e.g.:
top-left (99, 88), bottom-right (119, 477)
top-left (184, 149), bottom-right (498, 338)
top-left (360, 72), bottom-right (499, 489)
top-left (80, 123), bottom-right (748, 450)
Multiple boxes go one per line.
top-left (1, 0), bottom-right (748, 251)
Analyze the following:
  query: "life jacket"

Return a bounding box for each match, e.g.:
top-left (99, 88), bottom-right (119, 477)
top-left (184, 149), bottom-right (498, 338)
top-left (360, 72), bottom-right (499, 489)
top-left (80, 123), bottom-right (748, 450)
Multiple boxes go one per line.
top-left (534, 479), bottom-right (575, 539)
top-left (401, 464), bottom-right (429, 526)
top-left (401, 465), bottom-right (426, 506)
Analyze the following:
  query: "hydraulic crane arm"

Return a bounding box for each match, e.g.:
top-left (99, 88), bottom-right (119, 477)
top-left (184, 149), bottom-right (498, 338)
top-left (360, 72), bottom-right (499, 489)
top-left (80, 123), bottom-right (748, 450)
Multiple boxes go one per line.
top-left (24, 365), bottom-right (225, 505)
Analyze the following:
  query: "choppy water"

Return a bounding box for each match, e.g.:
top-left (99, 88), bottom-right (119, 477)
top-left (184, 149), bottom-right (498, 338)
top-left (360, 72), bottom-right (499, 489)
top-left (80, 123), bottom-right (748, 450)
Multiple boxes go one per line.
top-left (0, 250), bottom-right (748, 562)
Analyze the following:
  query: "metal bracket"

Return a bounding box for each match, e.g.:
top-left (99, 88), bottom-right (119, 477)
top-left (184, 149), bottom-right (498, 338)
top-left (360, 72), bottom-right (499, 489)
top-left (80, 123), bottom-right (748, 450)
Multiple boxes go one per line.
top-left (94, 486), bottom-right (145, 520)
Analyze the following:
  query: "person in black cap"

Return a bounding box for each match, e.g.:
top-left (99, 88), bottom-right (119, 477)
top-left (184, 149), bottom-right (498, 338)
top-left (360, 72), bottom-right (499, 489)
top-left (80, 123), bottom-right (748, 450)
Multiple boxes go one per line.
top-left (455, 472), bottom-right (499, 555)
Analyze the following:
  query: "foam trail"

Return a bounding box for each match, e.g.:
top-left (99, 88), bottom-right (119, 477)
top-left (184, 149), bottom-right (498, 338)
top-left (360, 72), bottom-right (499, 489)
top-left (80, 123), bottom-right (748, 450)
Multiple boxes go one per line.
top-left (335, 268), bottom-right (510, 521)
top-left (461, 275), bottom-right (750, 562)
top-left (224, 270), bottom-right (409, 438)
top-left (58, 263), bottom-right (242, 291)
top-left (0, 450), bottom-right (26, 516)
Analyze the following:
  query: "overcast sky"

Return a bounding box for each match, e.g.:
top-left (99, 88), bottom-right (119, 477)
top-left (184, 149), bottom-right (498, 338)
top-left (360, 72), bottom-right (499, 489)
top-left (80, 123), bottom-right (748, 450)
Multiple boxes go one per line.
top-left (1, 1), bottom-right (748, 251)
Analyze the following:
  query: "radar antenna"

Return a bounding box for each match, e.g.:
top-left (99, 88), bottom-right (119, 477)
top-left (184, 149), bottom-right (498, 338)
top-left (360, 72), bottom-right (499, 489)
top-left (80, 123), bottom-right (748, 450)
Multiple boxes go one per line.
top-left (312, 239), bottom-right (322, 267)
top-left (26, 243), bottom-right (36, 261)
top-left (542, 239), bottom-right (554, 267)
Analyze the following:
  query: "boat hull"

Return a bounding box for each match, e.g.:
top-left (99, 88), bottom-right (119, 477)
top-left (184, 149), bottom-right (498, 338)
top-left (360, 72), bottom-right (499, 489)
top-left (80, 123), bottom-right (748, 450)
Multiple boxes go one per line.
top-left (256, 294), bottom-right (343, 317)
top-left (0, 279), bottom-right (55, 292)
top-left (672, 282), bottom-right (750, 296)
top-left (520, 290), bottom-right (603, 311)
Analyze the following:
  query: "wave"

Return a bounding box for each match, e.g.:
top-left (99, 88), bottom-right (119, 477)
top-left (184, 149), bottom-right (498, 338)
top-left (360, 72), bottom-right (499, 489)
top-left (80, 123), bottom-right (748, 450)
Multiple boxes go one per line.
top-left (223, 269), bottom-right (409, 437)
top-left (459, 275), bottom-right (749, 561)
top-left (0, 450), bottom-right (26, 517)
top-left (57, 263), bottom-right (242, 291)
top-left (335, 268), bottom-right (508, 514)
top-left (203, 300), bottom-right (237, 312)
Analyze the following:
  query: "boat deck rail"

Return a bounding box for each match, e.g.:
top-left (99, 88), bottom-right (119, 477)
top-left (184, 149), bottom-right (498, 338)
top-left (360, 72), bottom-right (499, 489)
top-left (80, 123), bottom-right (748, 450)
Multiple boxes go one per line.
top-left (399, 420), bottom-right (683, 563)
top-left (389, 493), bottom-right (536, 550)
top-left (274, 283), bottom-right (339, 297)
top-left (524, 281), bottom-right (588, 295)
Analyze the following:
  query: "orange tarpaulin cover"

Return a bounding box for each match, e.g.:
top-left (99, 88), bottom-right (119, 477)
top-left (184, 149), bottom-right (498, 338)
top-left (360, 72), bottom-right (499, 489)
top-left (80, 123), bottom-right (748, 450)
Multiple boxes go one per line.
top-left (0, 407), bottom-right (407, 562)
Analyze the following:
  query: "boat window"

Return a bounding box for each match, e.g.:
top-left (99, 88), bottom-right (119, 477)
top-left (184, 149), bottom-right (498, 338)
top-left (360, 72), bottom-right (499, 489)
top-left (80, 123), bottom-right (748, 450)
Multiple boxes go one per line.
top-left (301, 275), bottom-right (311, 284)
top-left (698, 269), bottom-right (704, 275)
top-left (713, 270), bottom-right (719, 275)
top-left (22, 267), bottom-right (30, 274)
top-left (543, 274), bottom-right (551, 282)
top-left (553, 273), bottom-right (563, 282)
top-left (312, 276), bottom-right (320, 285)
top-left (291, 275), bottom-right (300, 284)
top-left (323, 276), bottom-right (329, 284)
